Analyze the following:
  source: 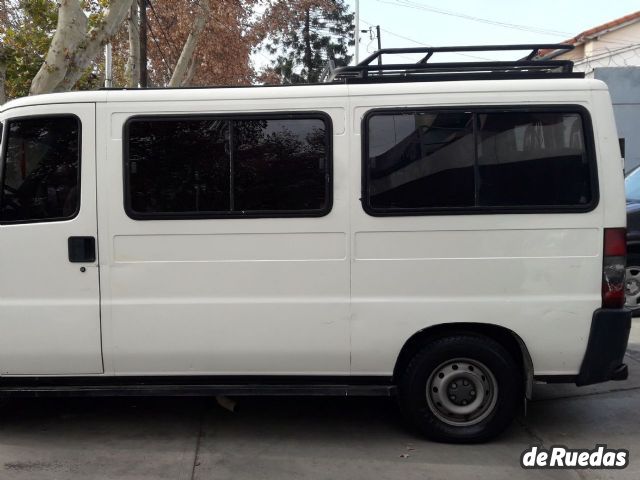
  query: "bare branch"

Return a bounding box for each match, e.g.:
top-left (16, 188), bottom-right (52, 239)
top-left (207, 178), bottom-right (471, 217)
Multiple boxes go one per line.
top-left (29, 0), bottom-right (88, 95)
top-left (126, 1), bottom-right (140, 87)
top-left (168, 0), bottom-right (210, 87)
top-left (30, 0), bottom-right (134, 95)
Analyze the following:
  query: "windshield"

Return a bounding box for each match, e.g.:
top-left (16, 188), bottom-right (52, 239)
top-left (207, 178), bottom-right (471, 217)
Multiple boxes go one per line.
top-left (625, 167), bottom-right (640, 202)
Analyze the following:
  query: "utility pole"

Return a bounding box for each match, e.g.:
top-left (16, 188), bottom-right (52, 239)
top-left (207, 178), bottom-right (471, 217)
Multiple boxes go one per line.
top-left (104, 43), bottom-right (113, 88)
top-left (354, 0), bottom-right (360, 64)
top-left (376, 25), bottom-right (382, 66)
top-left (139, 0), bottom-right (148, 88)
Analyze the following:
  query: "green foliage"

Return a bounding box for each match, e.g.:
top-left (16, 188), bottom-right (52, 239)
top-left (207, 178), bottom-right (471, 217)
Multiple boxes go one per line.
top-left (2, 0), bottom-right (57, 99)
top-left (1, 0), bottom-right (105, 101)
top-left (264, 0), bottom-right (354, 84)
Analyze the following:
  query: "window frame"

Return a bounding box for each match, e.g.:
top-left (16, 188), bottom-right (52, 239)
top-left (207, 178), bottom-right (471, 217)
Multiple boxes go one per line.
top-left (0, 113), bottom-right (82, 225)
top-left (361, 105), bottom-right (600, 217)
top-left (123, 111), bottom-right (333, 220)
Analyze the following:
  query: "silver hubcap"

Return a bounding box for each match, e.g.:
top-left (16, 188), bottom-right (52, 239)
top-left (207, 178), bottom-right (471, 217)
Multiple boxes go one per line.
top-left (625, 266), bottom-right (640, 308)
top-left (426, 358), bottom-right (498, 427)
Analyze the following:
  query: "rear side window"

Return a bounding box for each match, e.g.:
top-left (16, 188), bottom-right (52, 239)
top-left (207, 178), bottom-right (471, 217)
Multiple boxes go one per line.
top-left (363, 107), bottom-right (597, 215)
top-left (1, 116), bottom-right (81, 223)
top-left (367, 111), bottom-right (475, 210)
top-left (126, 114), bottom-right (331, 218)
top-left (477, 112), bottom-right (591, 207)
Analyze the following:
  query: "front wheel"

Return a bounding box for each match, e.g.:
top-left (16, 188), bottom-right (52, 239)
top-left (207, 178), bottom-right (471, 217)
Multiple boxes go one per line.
top-left (397, 334), bottom-right (521, 443)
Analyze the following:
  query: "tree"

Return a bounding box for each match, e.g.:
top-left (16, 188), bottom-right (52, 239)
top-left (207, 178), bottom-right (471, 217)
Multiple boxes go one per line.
top-left (108, 0), bottom-right (258, 89)
top-left (0, 46), bottom-right (7, 104)
top-left (260, 0), bottom-right (354, 84)
top-left (0, 0), bottom-right (356, 102)
top-left (29, 0), bottom-right (133, 94)
top-left (124, 1), bottom-right (139, 87)
top-left (168, 0), bottom-right (209, 87)
top-left (1, 0), bottom-right (59, 101)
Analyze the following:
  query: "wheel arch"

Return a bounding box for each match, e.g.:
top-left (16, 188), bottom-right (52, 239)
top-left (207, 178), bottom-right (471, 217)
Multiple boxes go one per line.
top-left (393, 323), bottom-right (535, 399)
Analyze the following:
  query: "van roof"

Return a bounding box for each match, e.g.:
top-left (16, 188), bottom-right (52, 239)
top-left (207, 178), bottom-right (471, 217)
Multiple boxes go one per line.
top-left (0, 78), bottom-right (608, 113)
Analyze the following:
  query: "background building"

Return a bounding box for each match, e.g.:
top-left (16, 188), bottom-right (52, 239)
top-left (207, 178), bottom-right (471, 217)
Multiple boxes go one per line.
top-left (539, 12), bottom-right (640, 172)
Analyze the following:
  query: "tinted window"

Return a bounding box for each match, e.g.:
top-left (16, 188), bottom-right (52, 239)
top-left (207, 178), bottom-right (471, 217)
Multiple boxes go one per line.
top-left (1, 116), bottom-right (80, 222)
top-left (126, 115), bottom-right (330, 218)
top-left (477, 112), bottom-right (592, 207)
top-left (234, 119), bottom-right (328, 211)
top-left (364, 108), bottom-right (596, 214)
top-left (128, 119), bottom-right (230, 214)
top-left (367, 111), bottom-right (474, 210)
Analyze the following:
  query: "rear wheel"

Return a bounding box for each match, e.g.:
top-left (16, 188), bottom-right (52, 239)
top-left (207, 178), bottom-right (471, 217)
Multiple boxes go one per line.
top-left (397, 334), bottom-right (520, 443)
top-left (625, 254), bottom-right (640, 315)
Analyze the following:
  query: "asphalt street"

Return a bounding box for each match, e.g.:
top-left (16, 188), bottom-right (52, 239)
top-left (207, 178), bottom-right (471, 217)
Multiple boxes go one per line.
top-left (0, 319), bottom-right (638, 480)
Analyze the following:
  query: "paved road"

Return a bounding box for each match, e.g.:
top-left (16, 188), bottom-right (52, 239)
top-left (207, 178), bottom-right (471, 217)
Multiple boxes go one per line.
top-left (0, 320), bottom-right (638, 480)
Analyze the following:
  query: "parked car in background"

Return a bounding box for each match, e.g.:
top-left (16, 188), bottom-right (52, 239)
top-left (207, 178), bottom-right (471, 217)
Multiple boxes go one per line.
top-left (625, 167), bottom-right (640, 315)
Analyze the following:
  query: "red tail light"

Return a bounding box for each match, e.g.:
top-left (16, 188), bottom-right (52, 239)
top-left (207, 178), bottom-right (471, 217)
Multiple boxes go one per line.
top-left (602, 228), bottom-right (626, 308)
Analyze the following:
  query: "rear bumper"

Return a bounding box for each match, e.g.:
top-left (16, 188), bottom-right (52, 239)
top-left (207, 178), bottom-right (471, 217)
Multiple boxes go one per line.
top-left (576, 308), bottom-right (632, 386)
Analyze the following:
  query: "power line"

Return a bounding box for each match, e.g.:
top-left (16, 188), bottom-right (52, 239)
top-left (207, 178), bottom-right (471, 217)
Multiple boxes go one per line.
top-left (147, 0), bottom-right (182, 61)
top-left (147, 19), bottom-right (173, 79)
top-left (360, 18), bottom-right (493, 61)
top-left (374, 0), bottom-right (640, 53)
top-left (376, 0), bottom-right (572, 37)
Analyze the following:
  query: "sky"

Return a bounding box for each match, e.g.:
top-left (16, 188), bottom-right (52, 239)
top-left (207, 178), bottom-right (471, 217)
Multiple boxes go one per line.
top-left (349, 0), bottom-right (640, 63)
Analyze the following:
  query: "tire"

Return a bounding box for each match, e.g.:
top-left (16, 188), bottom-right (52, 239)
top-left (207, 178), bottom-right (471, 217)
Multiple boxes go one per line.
top-left (397, 334), bottom-right (520, 443)
top-left (625, 254), bottom-right (640, 317)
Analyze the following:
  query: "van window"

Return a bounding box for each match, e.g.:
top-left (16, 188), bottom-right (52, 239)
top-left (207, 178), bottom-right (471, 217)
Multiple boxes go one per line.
top-left (126, 114), bottom-right (331, 218)
top-left (363, 108), bottom-right (596, 215)
top-left (1, 116), bottom-right (80, 223)
top-left (477, 112), bottom-right (592, 207)
top-left (127, 119), bottom-right (231, 214)
top-left (366, 111), bottom-right (475, 210)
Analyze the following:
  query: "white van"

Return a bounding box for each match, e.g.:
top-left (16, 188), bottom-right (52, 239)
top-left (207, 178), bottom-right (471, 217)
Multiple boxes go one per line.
top-left (0, 45), bottom-right (631, 442)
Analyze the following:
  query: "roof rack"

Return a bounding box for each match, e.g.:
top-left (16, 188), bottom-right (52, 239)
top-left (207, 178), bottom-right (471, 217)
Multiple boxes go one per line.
top-left (325, 44), bottom-right (582, 83)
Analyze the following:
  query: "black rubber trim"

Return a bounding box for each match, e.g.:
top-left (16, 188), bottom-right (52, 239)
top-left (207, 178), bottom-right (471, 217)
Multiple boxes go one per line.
top-left (361, 105), bottom-right (599, 217)
top-left (533, 375), bottom-right (577, 384)
top-left (0, 113), bottom-right (82, 225)
top-left (122, 111), bottom-right (333, 220)
top-left (0, 376), bottom-right (395, 398)
top-left (576, 308), bottom-right (631, 386)
top-left (0, 385), bottom-right (395, 398)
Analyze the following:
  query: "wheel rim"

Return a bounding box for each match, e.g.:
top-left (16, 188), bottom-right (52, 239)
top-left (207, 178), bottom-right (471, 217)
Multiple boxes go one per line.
top-left (426, 358), bottom-right (498, 427)
top-left (625, 266), bottom-right (640, 308)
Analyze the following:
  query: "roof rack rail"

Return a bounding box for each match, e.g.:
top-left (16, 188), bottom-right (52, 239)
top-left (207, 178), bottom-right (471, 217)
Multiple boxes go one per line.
top-left (326, 44), bottom-right (582, 83)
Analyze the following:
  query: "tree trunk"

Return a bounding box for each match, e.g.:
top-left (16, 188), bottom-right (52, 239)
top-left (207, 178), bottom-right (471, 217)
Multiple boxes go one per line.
top-left (126, 2), bottom-right (140, 87)
top-left (168, 0), bottom-right (210, 87)
top-left (30, 0), bottom-right (134, 95)
top-left (182, 58), bottom-right (197, 86)
top-left (303, 8), bottom-right (312, 80)
top-left (29, 0), bottom-right (87, 95)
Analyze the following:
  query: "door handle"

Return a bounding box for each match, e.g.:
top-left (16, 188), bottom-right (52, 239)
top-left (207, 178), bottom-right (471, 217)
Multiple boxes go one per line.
top-left (68, 236), bottom-right (96, 263)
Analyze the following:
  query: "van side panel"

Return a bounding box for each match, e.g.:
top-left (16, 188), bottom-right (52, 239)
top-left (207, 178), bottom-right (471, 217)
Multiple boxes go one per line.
top-left (591, 87), bottom-right (627, 228)
top-left (348, 84), bottom-right (606, 377)
top-left (96, 97), bottom-right (351, 375)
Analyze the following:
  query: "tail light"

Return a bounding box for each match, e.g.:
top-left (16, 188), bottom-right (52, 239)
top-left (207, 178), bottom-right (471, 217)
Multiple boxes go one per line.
top-left (602, 228), bottom-right (626, 308)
